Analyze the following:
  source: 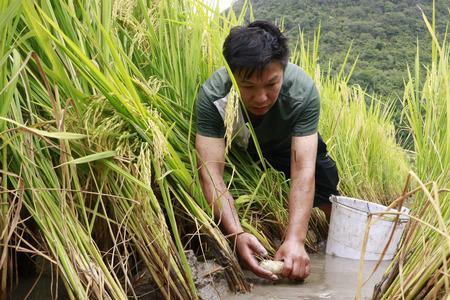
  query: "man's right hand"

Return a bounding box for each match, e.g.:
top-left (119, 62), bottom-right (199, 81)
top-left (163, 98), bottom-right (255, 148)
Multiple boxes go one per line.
top-left (235, 232), bottom-right (278, 280)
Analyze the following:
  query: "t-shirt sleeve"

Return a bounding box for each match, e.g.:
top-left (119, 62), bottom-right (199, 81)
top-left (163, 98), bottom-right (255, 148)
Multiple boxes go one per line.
top-left (292, 83), bottom-right (320, 136)
top-left (196, 86), bottom-right (225, 138)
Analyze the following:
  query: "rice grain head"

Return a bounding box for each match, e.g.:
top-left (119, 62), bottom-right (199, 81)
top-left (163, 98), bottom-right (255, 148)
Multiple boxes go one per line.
top-left (224, 87), bottom-right (239, 154)
top-left (113, 0), bottom-right (136, 20)
top-left (144, 111), bottom-right (168, 172)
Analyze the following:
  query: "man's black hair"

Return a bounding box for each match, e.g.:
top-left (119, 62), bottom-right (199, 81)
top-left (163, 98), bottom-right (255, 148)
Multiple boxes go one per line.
top-left (222, 20), bottom-right (289, 79)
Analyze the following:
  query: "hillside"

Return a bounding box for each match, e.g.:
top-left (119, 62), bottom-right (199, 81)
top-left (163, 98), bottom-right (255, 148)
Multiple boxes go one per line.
top-left (233, 0), bottom-right (449, 97)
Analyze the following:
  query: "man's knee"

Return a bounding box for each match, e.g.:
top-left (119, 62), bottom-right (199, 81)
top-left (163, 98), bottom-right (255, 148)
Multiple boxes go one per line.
top-left (316, 202), bottom-right (332, 222)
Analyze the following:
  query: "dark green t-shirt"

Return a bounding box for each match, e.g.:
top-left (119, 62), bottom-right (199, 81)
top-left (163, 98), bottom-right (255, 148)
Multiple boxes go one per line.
top-left (196, 63), bottom-right (321, 165)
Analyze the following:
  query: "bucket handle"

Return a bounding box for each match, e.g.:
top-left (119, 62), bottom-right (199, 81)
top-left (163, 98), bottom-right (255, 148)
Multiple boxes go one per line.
top-left (329, 195), bottom-right (409, 223)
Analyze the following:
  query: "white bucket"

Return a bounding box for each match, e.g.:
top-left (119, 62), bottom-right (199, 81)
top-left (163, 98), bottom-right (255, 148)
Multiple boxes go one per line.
top-left (326, 196), bottom-right (410, 260)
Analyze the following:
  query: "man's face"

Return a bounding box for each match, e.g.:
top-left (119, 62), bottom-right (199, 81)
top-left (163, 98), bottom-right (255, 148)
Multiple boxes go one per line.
top-left (235, 61), bottom-right (284, 117)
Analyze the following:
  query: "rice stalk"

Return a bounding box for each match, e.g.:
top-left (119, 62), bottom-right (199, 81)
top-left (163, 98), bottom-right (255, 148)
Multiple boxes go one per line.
top-left (374, 4), bottom-right (450, 298)
top-left (292, 29), bottom-right (410, 204)
top-left (0, 0), bottom-right (23, 297)
top-left (19, 0), bottom-right (249, 295)
top-left (78, 99), bottom-right (199, 298)
top-left (5, 103), bottom-right (128, 299)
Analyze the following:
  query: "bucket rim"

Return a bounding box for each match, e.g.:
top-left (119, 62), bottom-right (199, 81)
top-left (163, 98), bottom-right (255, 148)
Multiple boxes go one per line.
top-left (329, 195), bottom-right (410, 222)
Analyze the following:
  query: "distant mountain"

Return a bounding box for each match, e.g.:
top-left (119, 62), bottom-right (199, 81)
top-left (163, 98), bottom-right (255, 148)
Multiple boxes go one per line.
top-left (233, 0), bottom-right (449, 97)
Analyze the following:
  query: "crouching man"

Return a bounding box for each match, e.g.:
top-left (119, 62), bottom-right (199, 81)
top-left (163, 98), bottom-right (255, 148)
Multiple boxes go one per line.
top-left (195, 20), bottom-right (339, 281)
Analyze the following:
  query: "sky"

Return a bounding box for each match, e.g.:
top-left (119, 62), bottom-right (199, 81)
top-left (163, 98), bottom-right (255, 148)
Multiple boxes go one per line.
top-left (203, 0), bottom-right (233, 12)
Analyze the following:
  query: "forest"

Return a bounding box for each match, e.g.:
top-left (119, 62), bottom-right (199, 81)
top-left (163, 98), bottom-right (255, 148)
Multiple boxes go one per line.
top-left (234, 0), bottom-right (449, 97)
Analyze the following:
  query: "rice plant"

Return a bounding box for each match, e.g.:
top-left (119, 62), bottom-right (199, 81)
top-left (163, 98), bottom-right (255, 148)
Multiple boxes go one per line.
top-left (1, 0), bottom-right (25, 297)
top-left (373, 7), bottom-right (450, 298)
top-left (4, 0), bottom-right (249, 298)
top-left (291, 29), bottom-right (410, 205)
top-left (0, 0), bottom-right (418, 298)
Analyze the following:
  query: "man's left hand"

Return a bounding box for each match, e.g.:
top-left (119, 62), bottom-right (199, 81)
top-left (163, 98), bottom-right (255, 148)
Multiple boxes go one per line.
top-left (274, 238), bottom-right (310, 280)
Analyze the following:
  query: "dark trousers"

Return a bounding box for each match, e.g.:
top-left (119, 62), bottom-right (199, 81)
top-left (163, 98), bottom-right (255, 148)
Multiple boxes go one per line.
top-left (312, 154), bottom-right (340, 206)
top-left (248, 134), bottom-right (340, 207)
top-left (265, 153), bottom-right (340, 207)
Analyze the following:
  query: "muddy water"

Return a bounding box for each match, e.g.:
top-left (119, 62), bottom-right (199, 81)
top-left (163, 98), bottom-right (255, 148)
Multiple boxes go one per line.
top-left (11, 253), bottom-right (389, 299)
top-left (11, 275), bottom-right (69, 299)
top-left (228, 253), bottom-right (389, 300)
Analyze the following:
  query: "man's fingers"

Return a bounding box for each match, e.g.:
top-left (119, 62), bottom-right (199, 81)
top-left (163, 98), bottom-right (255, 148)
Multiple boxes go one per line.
top-left (290, 258), bottom-right (310, 280)
top-left (243, 252), bottom-right (277, 280)
top-left (290, 259), bottom-right (303, 280)
top-left (236, 234), bottom-right (277, 280)
top-left (273, 241), bottom-right (311, 280)
top-left (249, 238), bottom-right (268, 257)
top-left (304, 261), bottom-right (311, 278)
top-left (281, 257), bottom-right (293, 278)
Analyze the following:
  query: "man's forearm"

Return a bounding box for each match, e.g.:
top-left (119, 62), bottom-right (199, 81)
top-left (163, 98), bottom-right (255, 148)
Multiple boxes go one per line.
top-left (284, 171), bottom-right (315, 243)
top-left (201, 179), bottom-right (243, 236)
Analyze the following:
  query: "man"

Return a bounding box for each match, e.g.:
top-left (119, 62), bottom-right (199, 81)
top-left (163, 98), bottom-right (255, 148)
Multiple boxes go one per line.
top-left (195, 20), bottom-right (339, 281)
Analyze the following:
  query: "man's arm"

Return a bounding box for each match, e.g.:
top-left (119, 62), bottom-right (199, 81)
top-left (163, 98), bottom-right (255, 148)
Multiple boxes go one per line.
top-left (196, 134), bottom-right (242, 234)
top-left (274, 133), bottom-right (317, 280)
top-left (196, 134), bottom-right (277, 280)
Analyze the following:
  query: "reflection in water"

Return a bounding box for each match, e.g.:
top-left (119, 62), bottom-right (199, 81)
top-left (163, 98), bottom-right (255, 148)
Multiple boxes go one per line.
top-left (11, 274), bottom-right (69, 300)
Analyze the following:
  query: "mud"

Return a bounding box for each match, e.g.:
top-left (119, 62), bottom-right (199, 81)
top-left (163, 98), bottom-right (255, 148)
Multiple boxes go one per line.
top-left (186, 250), bottom-right (229, 300)
top-left (228, 253), bottom-right (390, 300)
top-left (10, 251), bottom-right (229, 300)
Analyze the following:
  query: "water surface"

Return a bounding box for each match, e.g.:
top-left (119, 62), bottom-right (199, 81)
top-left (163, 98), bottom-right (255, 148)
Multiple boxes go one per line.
top-left (228, 253), bottom-right (389, 300)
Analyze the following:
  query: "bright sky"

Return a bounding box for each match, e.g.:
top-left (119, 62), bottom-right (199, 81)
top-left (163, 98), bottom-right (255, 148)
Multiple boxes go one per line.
top-left (203, 0), bottom-right (234, 11)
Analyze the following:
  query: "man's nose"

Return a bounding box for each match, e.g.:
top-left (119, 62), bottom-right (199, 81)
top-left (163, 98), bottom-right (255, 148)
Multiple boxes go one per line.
top-left (255, 89), bottom-right (268, 104)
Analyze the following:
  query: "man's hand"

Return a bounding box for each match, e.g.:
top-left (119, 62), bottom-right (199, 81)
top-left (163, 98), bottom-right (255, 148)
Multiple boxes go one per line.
top-left (274, 238), bottom-right (310, 280)
top-left (235, 232), bottom-right (278, 281)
